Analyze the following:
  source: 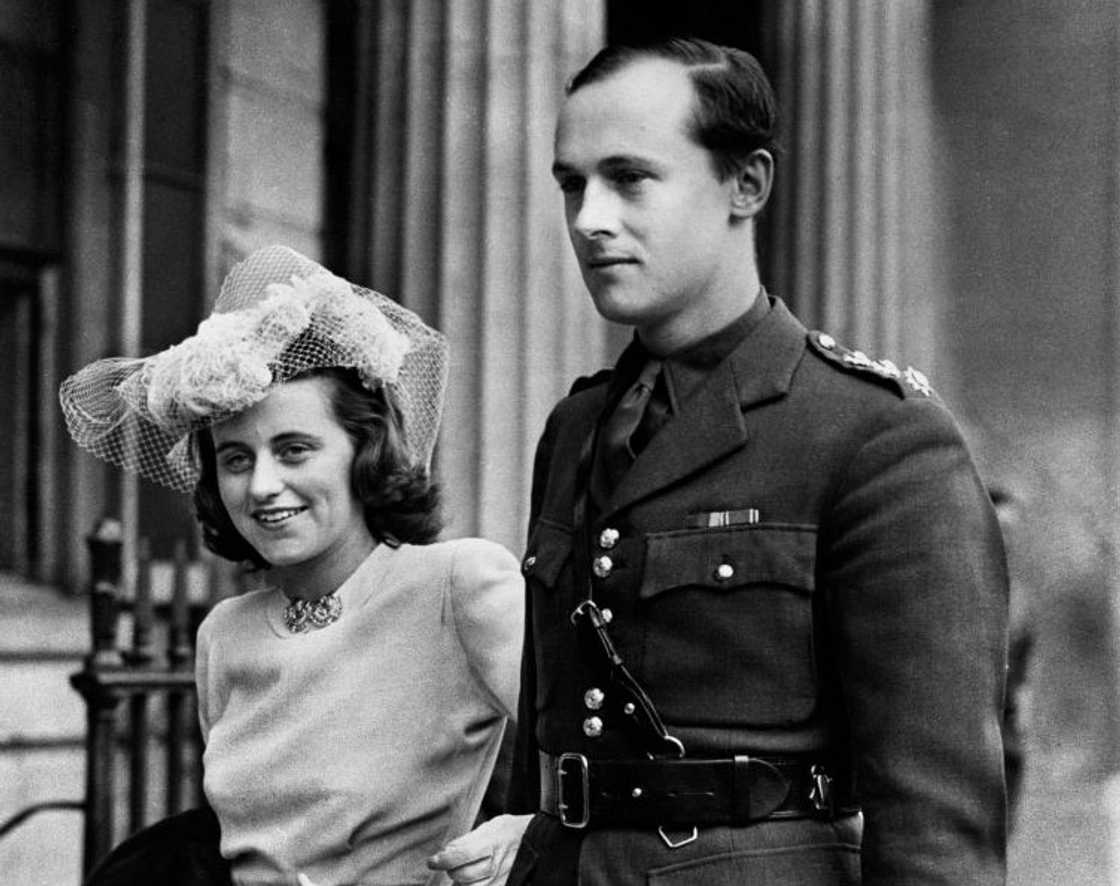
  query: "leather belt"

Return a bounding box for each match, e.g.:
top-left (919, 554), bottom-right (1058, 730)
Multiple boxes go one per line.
top-left (539, 751), bottom-right (853, 830)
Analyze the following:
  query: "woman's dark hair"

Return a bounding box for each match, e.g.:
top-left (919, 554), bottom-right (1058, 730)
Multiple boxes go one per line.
top-left (193, 367), bottom-right (442, 567)
top-left (567, 37), bottom-right (778, 181)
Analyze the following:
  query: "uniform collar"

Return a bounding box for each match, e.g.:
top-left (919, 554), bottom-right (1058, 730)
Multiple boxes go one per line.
top-left (663, 290), bottom-right (771, 410)
top-left (611, 289), bottom-right (771, 412)
top-left (603, 295), bottom-right (806, 516)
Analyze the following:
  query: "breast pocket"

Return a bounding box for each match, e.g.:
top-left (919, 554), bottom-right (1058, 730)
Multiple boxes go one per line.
top-left (638, 524), bottom-right (819, 727)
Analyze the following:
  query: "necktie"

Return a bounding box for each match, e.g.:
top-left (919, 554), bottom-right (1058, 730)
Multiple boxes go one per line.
top-left (598, 358), bottom-right (663, 488)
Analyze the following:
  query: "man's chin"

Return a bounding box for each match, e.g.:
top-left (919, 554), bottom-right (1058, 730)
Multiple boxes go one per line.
top-left (588, 287), bottom-right (654, 327)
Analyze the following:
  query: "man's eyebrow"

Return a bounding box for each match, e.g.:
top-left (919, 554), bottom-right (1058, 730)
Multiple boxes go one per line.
top-left (600, 153), bottom-right (655, 170)
top-left (552, 154), bottom-right (658, 178)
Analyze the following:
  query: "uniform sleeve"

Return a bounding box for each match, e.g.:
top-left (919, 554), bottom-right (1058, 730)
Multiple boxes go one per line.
top-left (450, 539), bottom-right (525, 719)
top-left (506, 574), bottom-right (539, 814)
top-left (506, 409), bottom-right (560, 813)
top-left (823, 396), bottom-right (1009, 884)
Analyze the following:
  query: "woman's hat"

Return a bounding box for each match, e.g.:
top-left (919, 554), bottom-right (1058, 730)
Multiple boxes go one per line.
top-left (59, 245), bottom-right (449, 494)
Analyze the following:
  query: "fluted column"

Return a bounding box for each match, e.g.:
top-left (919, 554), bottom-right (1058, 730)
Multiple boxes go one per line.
top-left (763, 1), bottom-right (941, 375)
top-left (347, 0), bottom-right (607, 551)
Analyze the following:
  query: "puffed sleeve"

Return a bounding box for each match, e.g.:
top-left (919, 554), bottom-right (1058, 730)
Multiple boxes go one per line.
top-left (194, 612), bottom-right (215, 744)
top-left (450, 538), bottom-right (525, 719)
top-left (823, 395), bottom-right (1009, 884)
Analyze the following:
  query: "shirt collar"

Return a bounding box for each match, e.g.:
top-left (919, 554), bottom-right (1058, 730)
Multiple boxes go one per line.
top-left (612, 289), bottom-right (772, 411)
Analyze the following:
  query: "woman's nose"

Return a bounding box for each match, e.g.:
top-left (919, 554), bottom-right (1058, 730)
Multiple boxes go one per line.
top-left (248, 455), bottom-right (283, 499)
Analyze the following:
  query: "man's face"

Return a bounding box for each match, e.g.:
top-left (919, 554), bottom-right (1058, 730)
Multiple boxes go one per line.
top-left (553, 58), bottom-right (740, 347)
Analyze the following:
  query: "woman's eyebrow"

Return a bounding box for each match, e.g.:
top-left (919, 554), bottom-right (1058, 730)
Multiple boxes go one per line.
top-left (271, 431), bottom-right (322, 446)
top-left (214, 430), bottom-right (323, 453)
top-left (214, 440), bottom-right (247, 455)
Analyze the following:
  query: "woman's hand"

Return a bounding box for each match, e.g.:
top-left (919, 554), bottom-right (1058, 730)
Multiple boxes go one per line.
top-left (426, 813), bottom-right (532, 885)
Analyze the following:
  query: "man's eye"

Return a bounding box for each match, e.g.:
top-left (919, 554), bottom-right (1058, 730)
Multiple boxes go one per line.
top-left (557, 177), bottom-right (584, 195)
top-left (614, 170), bottom-right (648, 187)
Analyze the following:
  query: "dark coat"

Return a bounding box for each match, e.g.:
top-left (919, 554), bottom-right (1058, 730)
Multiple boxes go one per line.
top-left (83, 808), bottom-right (230, 886)
top-left (509, 297), bottom-right (1008, 885)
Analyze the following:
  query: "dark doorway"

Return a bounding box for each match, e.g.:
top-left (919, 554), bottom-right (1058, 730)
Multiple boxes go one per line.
top-left (137, 0), bottom-right (211, 558)
top-left (606, 1), bottom-right (767, 56)
top-left (0, 255), bottom-right (45, 574)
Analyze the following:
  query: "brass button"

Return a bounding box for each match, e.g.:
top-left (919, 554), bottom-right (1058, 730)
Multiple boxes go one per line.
top-left (714, 562), bottom-right (735, 581)
top-left (522, 555), bottom-right (536, 574)
top-left (592, 555), bottom-right (613, 578)
top-left (818, 332), bottom-right (836, 350)
top-left (631, 787), bottom-right (643, 798)
top-left (598, 527), bottom-right (620, 550)
top-left (622, 702), bottom-right (636, 715)
top-left (600, 608), bottom-right (613, 624)
top-left (583, 716), bottom-right (604, 738)
top-left (584, 687), bottom-right (605, 710)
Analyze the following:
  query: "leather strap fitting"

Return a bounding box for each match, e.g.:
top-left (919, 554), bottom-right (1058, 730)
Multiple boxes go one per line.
top-left (538, 751), bottom-right (855, 830)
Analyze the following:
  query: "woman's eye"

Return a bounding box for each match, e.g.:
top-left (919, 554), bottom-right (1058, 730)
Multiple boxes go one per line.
top-left (279, 444), bottom-right (311, 462)
top-left (219, 453), bottom-right (251, 473)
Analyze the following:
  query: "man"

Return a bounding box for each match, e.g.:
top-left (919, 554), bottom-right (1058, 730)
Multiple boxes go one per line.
top-left (431, 37), bottom-right (1008, 885)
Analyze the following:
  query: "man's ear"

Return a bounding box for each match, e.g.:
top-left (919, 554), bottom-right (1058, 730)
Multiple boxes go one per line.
top-left (729, 148), bottom-right (774, 219)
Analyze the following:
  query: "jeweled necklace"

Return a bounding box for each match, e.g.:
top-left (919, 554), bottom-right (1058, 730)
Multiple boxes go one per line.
top-left (283, 592), bottom-right (343, 634)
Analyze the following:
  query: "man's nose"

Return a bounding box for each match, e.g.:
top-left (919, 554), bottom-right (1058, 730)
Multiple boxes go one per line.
top-left (571, 180), bottom-right (618, 240)
top-left (248, 455), bottom-right (283, 499)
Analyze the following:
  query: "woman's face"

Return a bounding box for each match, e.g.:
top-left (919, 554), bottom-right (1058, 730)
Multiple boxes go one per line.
top-left (210, 376), bottom-right (373, 587)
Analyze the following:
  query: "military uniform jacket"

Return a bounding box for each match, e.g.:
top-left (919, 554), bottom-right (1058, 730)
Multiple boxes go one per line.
top-left (510, 297), bottom-right (1009, 884)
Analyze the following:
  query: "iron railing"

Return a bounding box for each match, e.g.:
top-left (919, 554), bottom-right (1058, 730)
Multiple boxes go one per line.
top-left (0, 518), bottom-right (233, 878)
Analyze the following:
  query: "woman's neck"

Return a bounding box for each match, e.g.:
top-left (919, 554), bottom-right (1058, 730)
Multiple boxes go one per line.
top-left (275, 530), bottom-right (378, 601)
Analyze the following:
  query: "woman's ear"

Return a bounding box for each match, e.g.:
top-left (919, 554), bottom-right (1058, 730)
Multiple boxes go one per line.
top-left (730, 148), bottom-right (774, 219)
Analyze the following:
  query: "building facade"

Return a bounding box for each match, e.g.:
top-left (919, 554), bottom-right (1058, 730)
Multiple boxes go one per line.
top-left (2, 1), bottom-right (1120, 884)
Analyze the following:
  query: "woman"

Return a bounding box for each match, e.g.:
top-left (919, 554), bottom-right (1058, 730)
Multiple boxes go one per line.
top-left (60, 246), bottom-right (523, 885)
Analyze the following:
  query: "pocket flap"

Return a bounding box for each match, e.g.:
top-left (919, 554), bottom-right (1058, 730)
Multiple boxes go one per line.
top-left (640, 524), bottom-right (816, 599)
top-left (522, 521), bottom-right (573, 588)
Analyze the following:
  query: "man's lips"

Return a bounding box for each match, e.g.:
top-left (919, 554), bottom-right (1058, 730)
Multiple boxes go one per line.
top-left (585, 256), bottom-right (638, 269)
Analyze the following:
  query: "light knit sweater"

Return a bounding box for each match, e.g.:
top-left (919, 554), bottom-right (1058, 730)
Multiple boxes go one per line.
top-left (195, 538), bottom-right (524, 886)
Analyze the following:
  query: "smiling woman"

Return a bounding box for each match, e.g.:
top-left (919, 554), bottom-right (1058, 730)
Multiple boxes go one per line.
top-left (209, 375), bottom-right (380, 599)
top-left (57, 246), bottom-right (525, 886)
top-left (193, 367), bottom-right (439, 591)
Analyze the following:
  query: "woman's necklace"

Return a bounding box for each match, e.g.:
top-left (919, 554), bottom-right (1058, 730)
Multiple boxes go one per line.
top-left (283, 592), bottom-right (343, 634)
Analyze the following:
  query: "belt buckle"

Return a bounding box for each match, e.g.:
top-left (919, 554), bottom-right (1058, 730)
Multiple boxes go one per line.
top-left (809, 763), bottom-right (834, 814)
top-left (556, 752), bottom-right (590, 829)
top-left (658, 826), bottom-right (698, 849)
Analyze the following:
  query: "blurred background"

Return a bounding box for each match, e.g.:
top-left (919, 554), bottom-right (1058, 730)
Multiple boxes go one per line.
top-left (2, 0), bottom-right (1119, 883)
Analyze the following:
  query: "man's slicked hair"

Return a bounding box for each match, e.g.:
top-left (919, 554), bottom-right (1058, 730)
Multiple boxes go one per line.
top-left (567, 37), bottom-right (778, 181)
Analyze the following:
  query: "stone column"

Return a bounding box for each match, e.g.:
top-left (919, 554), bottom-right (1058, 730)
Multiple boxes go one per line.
top-left (763, 0), bottom-right (942, 376)
top-left (347, 0), bottom-right (607, 550)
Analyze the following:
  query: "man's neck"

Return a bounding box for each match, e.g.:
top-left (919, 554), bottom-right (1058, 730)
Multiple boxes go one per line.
top-left (638, 276), bottom-right (761, 357)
